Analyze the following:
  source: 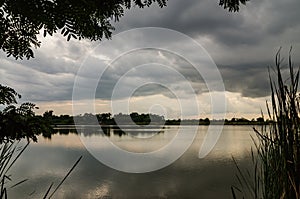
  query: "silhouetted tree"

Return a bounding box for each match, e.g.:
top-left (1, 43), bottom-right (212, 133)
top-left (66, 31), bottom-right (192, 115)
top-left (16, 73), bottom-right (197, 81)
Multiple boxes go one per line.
top-left (43, 110), bottom-right (53, 124)
top-left (99, 113), bottom-right (112, 121)
top-left (256, 117), bottom-right (264, 123)
top-left (0, 0), bottom-right (249, 60)
top-left (0, 0), bottom-right (167, 59)
top-left (219, 0), bottom-right (249, 12)
top-left (0, 84), bottom-right (53, 143)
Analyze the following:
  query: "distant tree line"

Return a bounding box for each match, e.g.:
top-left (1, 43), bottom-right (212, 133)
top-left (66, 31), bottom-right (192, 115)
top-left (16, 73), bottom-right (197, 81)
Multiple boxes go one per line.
top-left (41, 111), bottom-right (272, 126)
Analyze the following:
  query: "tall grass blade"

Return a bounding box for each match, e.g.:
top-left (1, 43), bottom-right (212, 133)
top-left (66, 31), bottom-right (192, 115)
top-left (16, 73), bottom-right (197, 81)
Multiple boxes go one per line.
top-left (4, 141), bottom-right (29, 175)
top-left (10, 179), bottom-right (28, 189)
top-left (48, 156), bottom-right (82, 199)
top-left (42, 182), bottom-right (53, 199)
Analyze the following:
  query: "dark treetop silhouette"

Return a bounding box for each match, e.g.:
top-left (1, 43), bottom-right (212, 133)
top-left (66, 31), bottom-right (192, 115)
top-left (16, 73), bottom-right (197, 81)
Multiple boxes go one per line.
top-left (0, 0), bottom-right (249, 60)
top-left (0, 84), bottom-right (53, 143)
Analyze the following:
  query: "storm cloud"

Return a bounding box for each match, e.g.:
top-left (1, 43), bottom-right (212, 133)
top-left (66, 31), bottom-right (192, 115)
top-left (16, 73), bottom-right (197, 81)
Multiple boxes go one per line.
top-left (1, 0), bottom-right (300, 117)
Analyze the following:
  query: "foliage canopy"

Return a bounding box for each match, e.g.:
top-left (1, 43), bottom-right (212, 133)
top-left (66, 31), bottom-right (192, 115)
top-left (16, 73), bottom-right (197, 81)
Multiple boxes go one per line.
top-left (0, 0), bottom-right (248, 60)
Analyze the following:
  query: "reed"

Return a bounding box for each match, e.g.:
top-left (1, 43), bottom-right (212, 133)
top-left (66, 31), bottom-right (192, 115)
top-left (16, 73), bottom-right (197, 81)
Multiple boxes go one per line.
top-left (0, 141), bottom-right (29, 198)
top-left (0, 141), bottom-right (82, 198)
top-left (232, 48), bottom-right (300, 199)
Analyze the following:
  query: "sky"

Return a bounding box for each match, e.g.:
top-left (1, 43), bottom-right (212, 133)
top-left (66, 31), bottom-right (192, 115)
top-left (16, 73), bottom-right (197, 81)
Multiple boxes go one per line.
top-left (1, 0), bottom-right (300, 119)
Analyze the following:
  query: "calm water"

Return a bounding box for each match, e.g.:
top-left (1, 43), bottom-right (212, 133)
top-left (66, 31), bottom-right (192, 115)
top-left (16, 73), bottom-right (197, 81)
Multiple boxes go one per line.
top-left (9, 125), bottom-right (258, 199)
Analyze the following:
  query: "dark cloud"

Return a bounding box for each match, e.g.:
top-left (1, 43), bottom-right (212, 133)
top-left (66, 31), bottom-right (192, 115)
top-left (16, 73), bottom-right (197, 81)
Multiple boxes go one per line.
top-left (1, 0), bottom-right (300, 108)
top-left (94, 49), bottom-right (205, 100)
top-left (115, 0), bottom-right (266, 47)
top-left (219, 63), bottom-right (271, 97)
top-left (111, 0), bottom-right (300, 98)
top-left (264, 0), bottom-right (300, 35)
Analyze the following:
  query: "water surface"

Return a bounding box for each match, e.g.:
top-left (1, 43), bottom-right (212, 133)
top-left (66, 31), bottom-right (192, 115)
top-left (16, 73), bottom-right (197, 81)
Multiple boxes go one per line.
top-left (9, 125), bottom-right (258, 198)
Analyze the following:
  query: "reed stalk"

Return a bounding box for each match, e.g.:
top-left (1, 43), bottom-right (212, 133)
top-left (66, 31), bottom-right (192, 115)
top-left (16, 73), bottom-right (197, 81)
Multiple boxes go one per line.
top-left (232, 48), bottom-right (300, 199)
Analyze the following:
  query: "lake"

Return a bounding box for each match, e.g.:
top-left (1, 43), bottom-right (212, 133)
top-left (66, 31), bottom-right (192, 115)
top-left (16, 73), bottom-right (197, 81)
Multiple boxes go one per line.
top-left (8, 125), bottom-right (259, 198)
